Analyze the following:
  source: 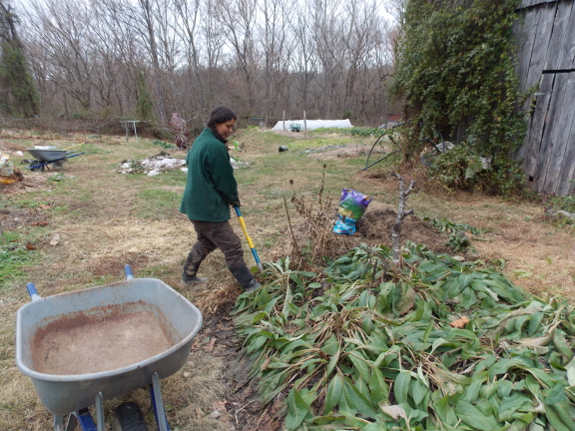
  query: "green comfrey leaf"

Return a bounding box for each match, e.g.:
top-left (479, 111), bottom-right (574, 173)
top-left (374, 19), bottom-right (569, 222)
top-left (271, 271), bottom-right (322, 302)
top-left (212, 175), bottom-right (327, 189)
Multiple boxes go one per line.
top-left (290, 273), bottom-right (305, 290)
top-left (497, 392), bottom-right (533, 422)
top-left (348, 353), bottom-right (371, 383)
top-left (462, 372), bottom-right (487, 404)
top-left (323, 374), bottom-right (343, 415)
top-left (544, 382), bottom-right (568, 405)
top-left (368, 368), bottom-right (390, 406)
top-left (528, 311), bottom-right (544, 336)
top-left (553, 329), bottom-right (574, 360)
top-left (410, 378), bottom-right (429, 407)
top-left (342, 376), bottom-right (377, 419)
top-left (250, 311), bottom-right (269, 324)
top-left (432, 393), bottom-right (459, 426)
top-left (393, 371), bottom-right (412, 405)
top-left (487, 356), bottom-right (533, 380)
top-left (321, 334), bottom-right (340, 356)
top-left (454, 400), bottom-right (501, 430)
top-left (285, 387), bottom-right (315, 431)
top-left (496, 380), bottom-right (513, 399)
top-left (245, 335), bottom-right (269, 354)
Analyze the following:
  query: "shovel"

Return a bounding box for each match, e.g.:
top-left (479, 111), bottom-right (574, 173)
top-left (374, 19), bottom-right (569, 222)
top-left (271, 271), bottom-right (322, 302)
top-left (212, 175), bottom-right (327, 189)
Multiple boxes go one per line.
top-left (234, 206), bottom-right (264, 273)
top-left (62, 142), bottom-right (86, 152)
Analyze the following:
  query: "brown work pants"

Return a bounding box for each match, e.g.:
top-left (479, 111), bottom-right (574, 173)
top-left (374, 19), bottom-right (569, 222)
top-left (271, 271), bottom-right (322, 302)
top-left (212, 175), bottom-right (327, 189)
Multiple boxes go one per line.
top-left (183, 219), bottom-right (246, 277)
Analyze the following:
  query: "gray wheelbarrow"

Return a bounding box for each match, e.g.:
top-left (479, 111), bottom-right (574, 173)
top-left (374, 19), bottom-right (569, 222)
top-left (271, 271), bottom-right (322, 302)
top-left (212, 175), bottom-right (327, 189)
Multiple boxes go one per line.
top-left (16, 265), bottom-right (203, 431)
top-left (26, 146), bottom-right (85, 171)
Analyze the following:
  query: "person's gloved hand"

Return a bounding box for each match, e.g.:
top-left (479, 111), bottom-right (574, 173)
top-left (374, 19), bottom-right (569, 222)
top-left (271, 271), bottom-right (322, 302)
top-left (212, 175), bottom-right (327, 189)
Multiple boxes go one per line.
top-left (231, 199), bottom-right (241, 208)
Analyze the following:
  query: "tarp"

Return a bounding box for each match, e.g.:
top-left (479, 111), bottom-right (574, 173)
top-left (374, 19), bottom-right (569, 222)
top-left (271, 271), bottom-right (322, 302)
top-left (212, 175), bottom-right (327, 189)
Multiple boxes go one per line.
top-left (271, 119), bottom-right (353, 131)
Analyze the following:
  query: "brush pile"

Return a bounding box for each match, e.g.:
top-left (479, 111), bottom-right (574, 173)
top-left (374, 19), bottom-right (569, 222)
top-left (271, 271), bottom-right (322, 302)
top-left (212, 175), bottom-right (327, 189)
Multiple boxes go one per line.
top-left (233, 242), bottom-right (575, 431)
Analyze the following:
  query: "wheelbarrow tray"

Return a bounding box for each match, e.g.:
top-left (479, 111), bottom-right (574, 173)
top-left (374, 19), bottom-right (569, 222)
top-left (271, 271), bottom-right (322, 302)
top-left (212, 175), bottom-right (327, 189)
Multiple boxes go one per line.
top-left (26, 148), bottom-right (68, 162)
top-left (16, 278), bottom-right (203, 416)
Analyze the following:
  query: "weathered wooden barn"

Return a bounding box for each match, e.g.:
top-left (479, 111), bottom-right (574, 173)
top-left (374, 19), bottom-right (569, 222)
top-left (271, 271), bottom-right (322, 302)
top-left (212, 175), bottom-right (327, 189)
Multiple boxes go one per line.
top-left (514, 0), bottom-right (575, 196)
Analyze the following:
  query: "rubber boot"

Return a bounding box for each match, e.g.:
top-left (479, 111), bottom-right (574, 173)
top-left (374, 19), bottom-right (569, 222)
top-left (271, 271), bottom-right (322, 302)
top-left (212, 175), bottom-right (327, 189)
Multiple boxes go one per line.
top-left (182, 257), bottom-right (207, 285)
top-left (230, 265), bottom-right (260, 292)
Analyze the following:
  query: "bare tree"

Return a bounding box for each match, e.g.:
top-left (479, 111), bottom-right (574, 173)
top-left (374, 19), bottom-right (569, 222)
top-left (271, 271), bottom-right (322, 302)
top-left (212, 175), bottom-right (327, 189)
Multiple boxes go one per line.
top-left (310, 0), bottom-right (345, 119)
top-left (135, 0), bottom-right (167, 123)
top-left (341, 0), bottom-right (390, 124)
top-left (172, 0), bottom-right (205, 109)
top-left (26, 0), bottom-right (95, 112)
top-left (17, 0), bottom-right (397, 126)
top-left (257, 0), bottom-right (294, 124)
top-left (214, 0), bottom-right (259, 113)
top-left (391, 172), bottom-right (415, 265)
top-left (289, 4), bottom-right (317, 117)
top-left (92, 0), bottom-right (144, 115)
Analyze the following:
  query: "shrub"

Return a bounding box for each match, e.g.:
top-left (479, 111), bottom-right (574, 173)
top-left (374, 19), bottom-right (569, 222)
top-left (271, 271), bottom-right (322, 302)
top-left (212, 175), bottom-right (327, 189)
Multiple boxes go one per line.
top-left (391, 0), bottom-right (529, 195)
top-left (429, 144), bottom-right (524, 193)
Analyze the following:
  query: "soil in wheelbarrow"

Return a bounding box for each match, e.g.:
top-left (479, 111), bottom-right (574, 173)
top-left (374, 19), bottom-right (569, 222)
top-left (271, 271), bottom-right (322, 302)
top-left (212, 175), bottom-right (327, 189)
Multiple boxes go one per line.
top-left (31, 302), bottom-right (176, 375)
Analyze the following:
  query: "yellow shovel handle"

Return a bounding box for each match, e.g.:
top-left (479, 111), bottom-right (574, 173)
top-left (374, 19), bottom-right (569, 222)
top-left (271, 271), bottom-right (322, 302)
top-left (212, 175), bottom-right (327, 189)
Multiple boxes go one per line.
top-left (237, 215), bottom-right (255, 249)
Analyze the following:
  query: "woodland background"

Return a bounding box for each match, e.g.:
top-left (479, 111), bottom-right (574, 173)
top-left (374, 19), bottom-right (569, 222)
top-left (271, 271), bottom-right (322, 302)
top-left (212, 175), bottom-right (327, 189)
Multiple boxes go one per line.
top-left (3, 0), bottom-right (398, 131)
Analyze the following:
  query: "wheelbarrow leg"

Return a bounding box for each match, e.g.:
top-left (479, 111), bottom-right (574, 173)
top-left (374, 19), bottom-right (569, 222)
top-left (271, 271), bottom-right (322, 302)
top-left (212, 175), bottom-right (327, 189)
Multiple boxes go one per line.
top-left (54, 412), bottom-right (90, 431)
top-left (53, 414), bottom-right (79, 431)
top-left (150, 372), bottom-right (170, 431)
top-left (72, 409), bottom-right (98, 431)
top-left (95, 392), bottom-right (105, 431)
top-left (64, 414), bottom-right (77, 431)
top-left (54, 415), bottom-right (64, 431)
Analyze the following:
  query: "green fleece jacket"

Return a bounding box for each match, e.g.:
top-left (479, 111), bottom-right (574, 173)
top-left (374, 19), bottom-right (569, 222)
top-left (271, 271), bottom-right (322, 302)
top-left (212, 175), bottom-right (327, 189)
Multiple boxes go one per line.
top-left (180, 128), bottom-right (238, 222)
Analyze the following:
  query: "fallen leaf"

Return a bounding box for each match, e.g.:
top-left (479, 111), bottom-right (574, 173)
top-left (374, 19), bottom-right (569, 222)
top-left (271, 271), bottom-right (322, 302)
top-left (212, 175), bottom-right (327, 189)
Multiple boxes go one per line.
top-left (25, 244), bottom-right (37, 250)
top-left (212, 401), bottom-right (227, 412)
top-left (183, 372), bottom-right (191, 378)
top-left (50, 233), bottom-right (60, 246)
top-left (450, 316), bottom-right (470, 328)
top-left (205, 338), bottom-right (217, 351)
top-left (379, 404), bottom-right (408, 421)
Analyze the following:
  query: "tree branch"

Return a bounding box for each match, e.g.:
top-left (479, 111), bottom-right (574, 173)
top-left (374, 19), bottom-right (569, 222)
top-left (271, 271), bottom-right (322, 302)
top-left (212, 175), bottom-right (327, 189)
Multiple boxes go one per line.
top-left (391, 172), bottom-right (416, 265)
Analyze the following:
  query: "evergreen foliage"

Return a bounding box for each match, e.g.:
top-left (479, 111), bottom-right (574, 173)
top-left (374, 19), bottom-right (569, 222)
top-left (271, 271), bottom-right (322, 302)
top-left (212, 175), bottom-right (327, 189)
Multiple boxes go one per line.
top-left (0, 1), bottom-right (39, 118)
top-left (135, 69), bottom-right (155, 121)
top-left (391, 0), bottom-right (529, 193)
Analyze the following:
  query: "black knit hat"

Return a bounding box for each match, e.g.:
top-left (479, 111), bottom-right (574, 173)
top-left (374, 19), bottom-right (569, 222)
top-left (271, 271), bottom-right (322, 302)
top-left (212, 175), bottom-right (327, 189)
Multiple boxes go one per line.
top-left (207, 106), bottom-right (236, 127)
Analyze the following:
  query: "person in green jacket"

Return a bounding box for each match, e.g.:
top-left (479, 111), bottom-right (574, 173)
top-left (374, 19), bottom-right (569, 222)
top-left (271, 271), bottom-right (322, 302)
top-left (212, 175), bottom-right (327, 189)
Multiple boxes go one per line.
top-left (180, 106), bottom-right (260, 292)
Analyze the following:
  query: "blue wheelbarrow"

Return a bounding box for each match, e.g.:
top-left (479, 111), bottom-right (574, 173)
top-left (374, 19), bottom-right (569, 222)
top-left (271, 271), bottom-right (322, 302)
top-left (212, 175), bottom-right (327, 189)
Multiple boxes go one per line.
top-left (16, 265), bottom-right (203, 431)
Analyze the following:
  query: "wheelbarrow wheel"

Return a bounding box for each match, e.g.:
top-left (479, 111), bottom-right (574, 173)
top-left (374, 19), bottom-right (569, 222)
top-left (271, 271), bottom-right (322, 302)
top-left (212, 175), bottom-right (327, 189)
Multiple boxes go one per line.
top-left (29, 161), bottom-right (44, 172)
top-left (113, 401), bottom-right (148, 431)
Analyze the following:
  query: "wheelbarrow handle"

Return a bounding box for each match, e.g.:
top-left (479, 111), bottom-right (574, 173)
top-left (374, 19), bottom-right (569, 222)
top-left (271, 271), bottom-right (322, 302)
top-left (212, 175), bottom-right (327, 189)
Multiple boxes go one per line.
top-left (124, 264), bottom-right (135, 280)
top-left (26, 283), bottom-right (42, 301)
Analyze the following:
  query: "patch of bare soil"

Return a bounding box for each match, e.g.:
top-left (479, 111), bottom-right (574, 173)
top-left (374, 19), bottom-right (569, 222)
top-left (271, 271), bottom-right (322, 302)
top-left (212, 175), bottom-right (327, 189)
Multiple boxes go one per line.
top-left (269, 207), bottom-right (451, 265)
top-left (0, 207), bottom-right (50, 230)
top-left (0, 170), bottom-right (54, 195)
top-left (357, 208), bottom-right (451, 254)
